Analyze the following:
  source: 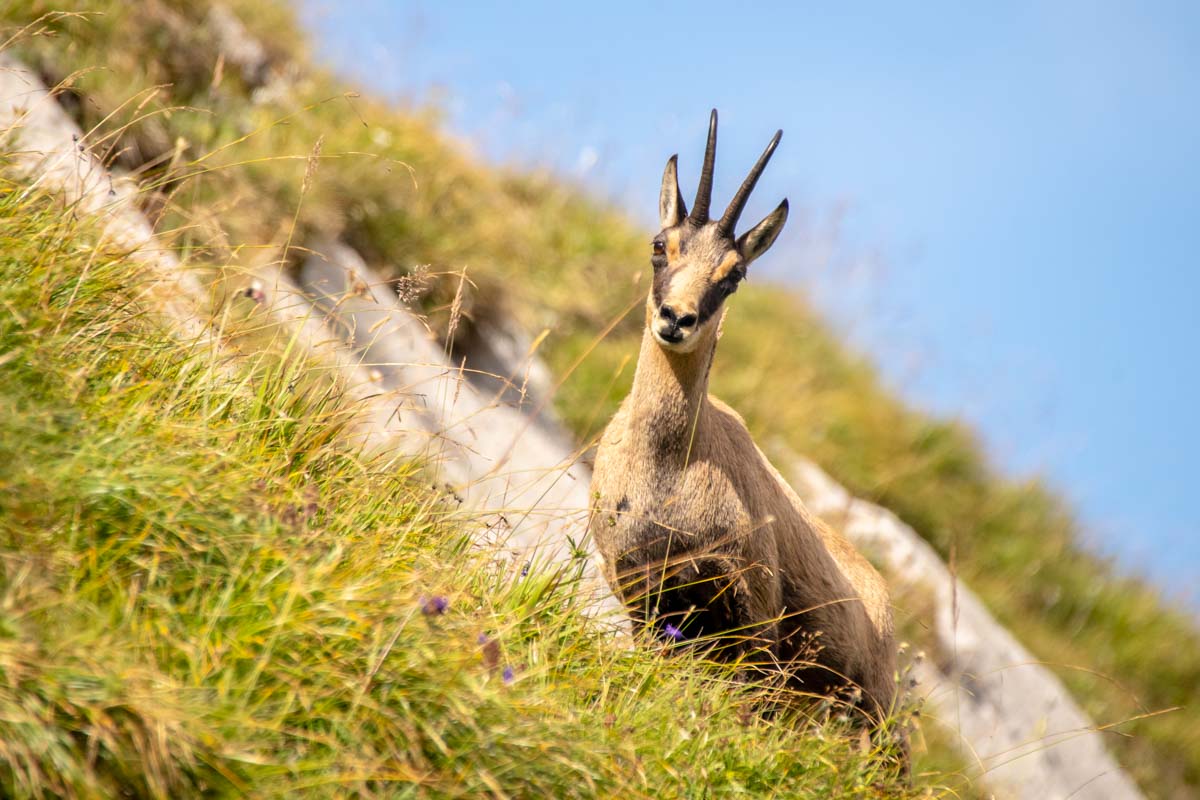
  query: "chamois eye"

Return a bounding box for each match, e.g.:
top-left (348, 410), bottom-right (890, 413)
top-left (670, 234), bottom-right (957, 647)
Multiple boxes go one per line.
top-left (650, 239), bottom-right (668, 270)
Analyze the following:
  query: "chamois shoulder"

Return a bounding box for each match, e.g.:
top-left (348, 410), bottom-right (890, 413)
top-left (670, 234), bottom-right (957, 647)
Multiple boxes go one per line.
top-left (706, 395), bottom-right (893, 637)
top-left (706, 394), bottom-right (746, 424)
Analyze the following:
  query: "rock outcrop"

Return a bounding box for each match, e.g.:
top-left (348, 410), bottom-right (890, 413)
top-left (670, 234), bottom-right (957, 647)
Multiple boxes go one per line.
top-left (296, 240), bottom-right (610, 598)
top-left (786, 454), bottom-right (1143, 800)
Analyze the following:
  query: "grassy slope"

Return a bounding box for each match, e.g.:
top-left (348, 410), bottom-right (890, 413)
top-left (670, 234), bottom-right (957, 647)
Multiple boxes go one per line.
top-left (4, 1), bottom-right (1197, 796)
top-left (0, 174), bottom-right (924, 795)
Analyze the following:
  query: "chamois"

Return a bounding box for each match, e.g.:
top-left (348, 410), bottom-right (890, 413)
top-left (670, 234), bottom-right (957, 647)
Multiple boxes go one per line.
top-left (589, 111), bottom-right (897, 719)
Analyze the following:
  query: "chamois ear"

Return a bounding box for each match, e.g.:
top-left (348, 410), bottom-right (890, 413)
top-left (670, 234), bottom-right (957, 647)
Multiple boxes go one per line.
top-left (659, 154), bottom-right (687, 229)
top-left (736, 198), bottom-right (789, 266)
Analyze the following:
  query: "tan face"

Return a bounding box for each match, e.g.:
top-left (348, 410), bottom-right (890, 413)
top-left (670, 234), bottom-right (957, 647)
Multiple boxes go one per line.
top-left (649, 111), bottom-right (790, 354)
top-left (648, 224), bottom-right (743, 353)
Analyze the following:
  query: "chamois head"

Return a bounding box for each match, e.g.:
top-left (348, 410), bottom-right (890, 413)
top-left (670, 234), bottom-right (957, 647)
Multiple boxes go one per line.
top-left (649, 110), bottom-right (789, 352)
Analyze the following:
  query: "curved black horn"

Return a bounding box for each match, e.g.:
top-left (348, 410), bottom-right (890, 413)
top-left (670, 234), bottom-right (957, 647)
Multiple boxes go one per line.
top-left (718, 129), bottom-right (782, 236)
top-left (688, 109), bottom-right (718, 225)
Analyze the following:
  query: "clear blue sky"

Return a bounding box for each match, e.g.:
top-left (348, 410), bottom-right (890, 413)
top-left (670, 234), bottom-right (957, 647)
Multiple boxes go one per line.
top-left (299, 1), bottom-right (1200, 607)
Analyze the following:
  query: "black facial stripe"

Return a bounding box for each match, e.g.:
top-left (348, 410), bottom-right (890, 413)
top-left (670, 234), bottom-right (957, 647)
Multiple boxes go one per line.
top-left (652, 266), bottom-right (672, 309)
top-left (695, 281), bottom-right (729, 326)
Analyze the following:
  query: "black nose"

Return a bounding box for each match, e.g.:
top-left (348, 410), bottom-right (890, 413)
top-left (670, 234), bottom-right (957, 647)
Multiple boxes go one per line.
top-left (659, 305), bottom-right (697, 328)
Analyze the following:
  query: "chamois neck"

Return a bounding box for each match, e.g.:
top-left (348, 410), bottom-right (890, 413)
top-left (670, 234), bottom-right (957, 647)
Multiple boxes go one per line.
top-left (626, 322), bottom-right (718, 454)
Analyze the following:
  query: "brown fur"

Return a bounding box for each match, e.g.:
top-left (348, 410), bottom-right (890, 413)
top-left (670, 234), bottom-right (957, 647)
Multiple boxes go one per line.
top-left (589, 115), bottom-right (897, 720)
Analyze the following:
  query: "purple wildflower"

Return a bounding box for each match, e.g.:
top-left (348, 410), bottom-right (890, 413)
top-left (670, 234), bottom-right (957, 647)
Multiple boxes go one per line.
top-left (502, 666), bottom-right (515, 684)
top-left (420, 595), bottom-right (448, 616)
top-left (663, 623), bottom-right (684, 642)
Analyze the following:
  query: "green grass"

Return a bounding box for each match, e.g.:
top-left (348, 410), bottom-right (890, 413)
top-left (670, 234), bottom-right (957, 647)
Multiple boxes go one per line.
top-left (0, 178), bottom-right (929, 796)
top-left (3, 1), bottom-right (1198, 796)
